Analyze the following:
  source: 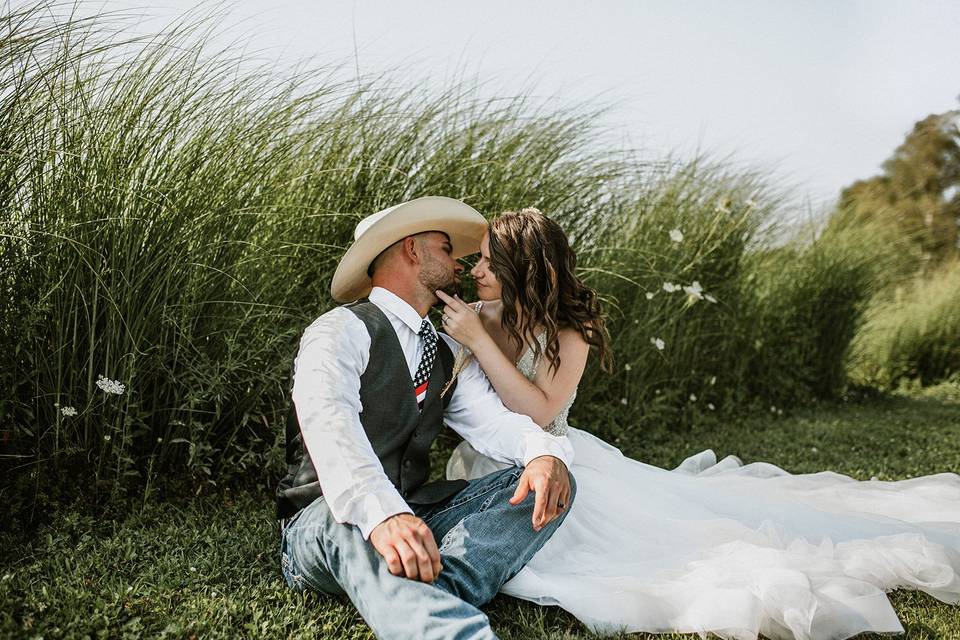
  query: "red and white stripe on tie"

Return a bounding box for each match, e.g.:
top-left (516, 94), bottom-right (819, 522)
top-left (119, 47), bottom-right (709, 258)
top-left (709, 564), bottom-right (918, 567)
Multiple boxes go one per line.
top-left (413, 319), bottom-right (437, 410)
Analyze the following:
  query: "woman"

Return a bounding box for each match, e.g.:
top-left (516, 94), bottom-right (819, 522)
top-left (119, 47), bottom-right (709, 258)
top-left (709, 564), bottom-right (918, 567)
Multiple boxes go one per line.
top-left (436, 208), bottom-right (960, 640)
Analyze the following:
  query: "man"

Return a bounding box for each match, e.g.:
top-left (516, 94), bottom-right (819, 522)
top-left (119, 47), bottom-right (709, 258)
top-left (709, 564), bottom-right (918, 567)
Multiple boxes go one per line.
top-left (275, 196), bottom-right (576, 639)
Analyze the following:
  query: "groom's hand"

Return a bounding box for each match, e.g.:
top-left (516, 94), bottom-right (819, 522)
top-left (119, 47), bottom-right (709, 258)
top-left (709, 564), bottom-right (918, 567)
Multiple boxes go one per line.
top-left (369, 514), bottom-right (443, 583)
top-left (509, 455), bottom-right (571, 531)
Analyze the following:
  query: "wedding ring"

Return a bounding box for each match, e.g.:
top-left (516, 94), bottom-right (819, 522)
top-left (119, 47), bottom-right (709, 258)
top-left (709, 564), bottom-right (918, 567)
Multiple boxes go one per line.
top-left (442, 314), bottom-right (449, 323)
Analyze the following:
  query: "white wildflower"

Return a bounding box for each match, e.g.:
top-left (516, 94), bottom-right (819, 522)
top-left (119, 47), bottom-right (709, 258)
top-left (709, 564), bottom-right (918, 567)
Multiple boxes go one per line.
top-left (654, 389), bottom-right (661, 395)
top-left (689, 393), bottom-right (697, 402)
top-left (650, 337), bottom-right (665, 351)
top-left (620, 397), bottom-right (628, 406)
top-left (190, 566), bottom-right (197, 573)
top-left (777, 408), bottom-right (784, 416)
top-left (624, 363), bottom-right (632, 371)
top-left (683, 280), bottom-right (704, 301)
top-left (707, 403), bottom-right (716, 410)
top-left (96, 375), bottom-right (126, 395)
top-left (60, 406), bottom-right (77, 417)
top-left (770, 406), bottom-right (777, 413)
top-left (716, 197), bottom-right (732, 213)
top-left (669, 228), bottom-right (684, 243)
top-left (810, 446), bottom-right (818, 453)
top-left (709, 376), bottom-right (716, 385)
top-left (104, 434), bottom-right (111, 442)
top-left (662, 282), bottom-right (678, 293)
top-left (156, 437), bottom-right (163, 444)
top-left (645, 292), bottom-right (655, 300)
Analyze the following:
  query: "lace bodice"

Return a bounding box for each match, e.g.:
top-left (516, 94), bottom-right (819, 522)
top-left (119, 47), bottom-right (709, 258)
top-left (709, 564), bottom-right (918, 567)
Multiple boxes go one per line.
top-left (516, 331), bottom-right (575, 437)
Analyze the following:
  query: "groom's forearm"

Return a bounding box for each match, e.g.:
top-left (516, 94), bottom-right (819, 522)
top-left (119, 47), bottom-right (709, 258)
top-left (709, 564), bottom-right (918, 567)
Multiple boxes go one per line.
top-left (440, 335), bottom-right (574, 469)
top-left (443, 372), bottom-right (574, 468)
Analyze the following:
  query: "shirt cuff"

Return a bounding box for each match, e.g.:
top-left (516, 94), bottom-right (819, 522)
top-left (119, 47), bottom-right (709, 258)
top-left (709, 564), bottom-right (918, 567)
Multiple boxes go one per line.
top-left (357, 490), bottom-right (414, 540)
top-left (521, 433), bottom-right (575, 470)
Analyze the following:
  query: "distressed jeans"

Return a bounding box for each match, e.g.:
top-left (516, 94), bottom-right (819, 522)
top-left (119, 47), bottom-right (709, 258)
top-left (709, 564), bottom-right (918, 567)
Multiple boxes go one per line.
top-left (279, 465), bottom-right (576, 640)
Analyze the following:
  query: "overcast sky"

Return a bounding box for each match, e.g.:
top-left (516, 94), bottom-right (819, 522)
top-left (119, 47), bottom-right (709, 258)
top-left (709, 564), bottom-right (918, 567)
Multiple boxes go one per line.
top-left (80, 0), bottom-right (960, 216)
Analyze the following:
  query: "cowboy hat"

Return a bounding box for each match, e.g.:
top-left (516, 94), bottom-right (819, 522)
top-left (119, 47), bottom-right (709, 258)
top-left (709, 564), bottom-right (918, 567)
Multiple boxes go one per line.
top-left (330, 196), bottom-right (487, 302)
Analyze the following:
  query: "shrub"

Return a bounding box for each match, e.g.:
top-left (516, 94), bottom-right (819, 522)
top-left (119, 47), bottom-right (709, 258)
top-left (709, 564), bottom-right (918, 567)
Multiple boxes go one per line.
top-left (734, 221), bottom-right (903, 406)
top-left (850, 260), bottom-right (960, 387)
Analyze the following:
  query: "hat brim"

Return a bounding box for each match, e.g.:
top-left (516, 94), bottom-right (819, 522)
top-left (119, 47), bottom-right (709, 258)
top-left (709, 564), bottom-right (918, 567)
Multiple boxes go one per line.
top-left (330, 196), bottom-right (488, 303)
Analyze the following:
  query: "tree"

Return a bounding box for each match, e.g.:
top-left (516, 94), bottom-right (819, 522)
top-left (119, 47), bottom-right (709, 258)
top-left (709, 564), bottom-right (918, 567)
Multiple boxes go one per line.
top-left (830, 107), bottom-right (960, 271)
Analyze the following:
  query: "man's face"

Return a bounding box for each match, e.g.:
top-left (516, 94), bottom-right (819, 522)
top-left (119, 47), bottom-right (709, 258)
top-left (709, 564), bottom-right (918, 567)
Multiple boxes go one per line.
top-left (416, 232), bottom-right (463, 302)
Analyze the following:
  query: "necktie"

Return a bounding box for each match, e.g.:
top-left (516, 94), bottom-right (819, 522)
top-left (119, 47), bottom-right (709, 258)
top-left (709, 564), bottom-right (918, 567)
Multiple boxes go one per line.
top-left (413, 319), bottom-right (437, 410)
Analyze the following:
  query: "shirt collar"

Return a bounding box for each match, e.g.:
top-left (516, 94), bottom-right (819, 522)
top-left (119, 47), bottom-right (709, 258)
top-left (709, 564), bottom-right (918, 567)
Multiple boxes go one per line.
top-left (369, 287), bottom-right (434, 336)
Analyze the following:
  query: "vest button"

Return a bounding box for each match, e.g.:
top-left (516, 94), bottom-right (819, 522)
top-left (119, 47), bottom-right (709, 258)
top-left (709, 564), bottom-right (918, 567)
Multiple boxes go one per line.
top-left (403, 460), bottom-right (411, 468)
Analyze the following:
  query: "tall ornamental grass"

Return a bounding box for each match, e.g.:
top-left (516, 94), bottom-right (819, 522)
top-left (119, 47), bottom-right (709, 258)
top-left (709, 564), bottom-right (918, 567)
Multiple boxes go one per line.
top-left (0, 4), bottom-right (900, 517)
top-left (0, 5), bottom-right (630, 511)
top-left (734, 221), bottom-right (906, 405)
top-left (569, 162), bottom-right (772, 436)
top-left (569, 195), bottom-right (902, 438)
top-left (850, 260), bottom-right (960, 388)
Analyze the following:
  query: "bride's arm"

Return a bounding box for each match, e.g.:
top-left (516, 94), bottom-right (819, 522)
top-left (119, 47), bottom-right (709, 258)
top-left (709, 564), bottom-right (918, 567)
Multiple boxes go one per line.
top-left (437, 291), bottom-right (589, 429)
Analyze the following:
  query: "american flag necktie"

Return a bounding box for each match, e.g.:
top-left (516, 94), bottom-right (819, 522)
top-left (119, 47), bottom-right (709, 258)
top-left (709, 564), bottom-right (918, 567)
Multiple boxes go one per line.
top-left (413, 319), bottom-right (437, 410)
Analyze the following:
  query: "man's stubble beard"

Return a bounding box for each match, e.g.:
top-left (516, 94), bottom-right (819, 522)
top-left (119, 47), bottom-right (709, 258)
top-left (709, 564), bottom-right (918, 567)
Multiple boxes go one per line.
top-left (419, 259), bottom-right (461, 307)
top-left (430, 276), bottom-right (461, 307)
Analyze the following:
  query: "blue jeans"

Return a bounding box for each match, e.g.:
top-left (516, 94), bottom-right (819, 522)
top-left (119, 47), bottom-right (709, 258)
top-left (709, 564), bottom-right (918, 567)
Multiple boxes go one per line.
top-left (280, 465), bottom-right (576, 640)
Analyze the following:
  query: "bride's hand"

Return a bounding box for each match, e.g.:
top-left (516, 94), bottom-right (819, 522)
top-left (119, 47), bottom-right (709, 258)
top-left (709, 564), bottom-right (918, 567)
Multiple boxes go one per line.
top-left (435, 290), bottom-right (488, 351)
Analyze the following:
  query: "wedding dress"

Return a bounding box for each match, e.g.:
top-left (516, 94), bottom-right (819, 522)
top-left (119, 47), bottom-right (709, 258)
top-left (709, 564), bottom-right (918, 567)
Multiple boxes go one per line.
top-left (446, 332), bottom-right (960, 640)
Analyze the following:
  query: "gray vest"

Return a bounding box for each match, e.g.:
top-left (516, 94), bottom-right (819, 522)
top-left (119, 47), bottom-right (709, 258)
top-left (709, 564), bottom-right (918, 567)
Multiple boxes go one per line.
top-left (275, 300), bottom-right (467, 520)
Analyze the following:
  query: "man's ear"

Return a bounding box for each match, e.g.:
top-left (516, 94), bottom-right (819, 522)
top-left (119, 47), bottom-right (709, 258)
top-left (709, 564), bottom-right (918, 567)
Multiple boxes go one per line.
top-left (402, 236), bottom-right (420, 265)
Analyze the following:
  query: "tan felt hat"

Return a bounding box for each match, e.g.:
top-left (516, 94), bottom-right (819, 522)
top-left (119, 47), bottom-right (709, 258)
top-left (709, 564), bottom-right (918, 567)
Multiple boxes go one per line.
top-left (330, 196), bottom-right (487, 302)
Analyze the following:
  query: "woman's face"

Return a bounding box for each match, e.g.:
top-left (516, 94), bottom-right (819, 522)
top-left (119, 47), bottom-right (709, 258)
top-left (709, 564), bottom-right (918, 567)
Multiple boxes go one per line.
top-left (470, 232), bottom-right (502, 301)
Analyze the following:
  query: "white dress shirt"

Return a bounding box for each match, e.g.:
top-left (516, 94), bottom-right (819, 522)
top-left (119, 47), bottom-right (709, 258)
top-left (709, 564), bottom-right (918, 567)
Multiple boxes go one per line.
top-left (290, 286), bottom-right (575, 539)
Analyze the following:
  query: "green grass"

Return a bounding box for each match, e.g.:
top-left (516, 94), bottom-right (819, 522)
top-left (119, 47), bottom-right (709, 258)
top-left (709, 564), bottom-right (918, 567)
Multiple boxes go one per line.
top-left (3, 385), bottom-right (959, 640)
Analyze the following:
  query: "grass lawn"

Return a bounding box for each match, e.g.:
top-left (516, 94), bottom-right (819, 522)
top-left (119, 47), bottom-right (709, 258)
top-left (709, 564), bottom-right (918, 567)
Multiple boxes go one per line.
top-left (3, 385), bottom-right (959, 639)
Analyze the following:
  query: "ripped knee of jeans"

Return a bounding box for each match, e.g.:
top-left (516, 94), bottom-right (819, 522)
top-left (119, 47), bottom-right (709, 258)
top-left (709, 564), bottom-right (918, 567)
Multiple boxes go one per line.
top-left (281, 551), bottom-right (308, 591)
top-left (438, 519), bottom-right (469, 556)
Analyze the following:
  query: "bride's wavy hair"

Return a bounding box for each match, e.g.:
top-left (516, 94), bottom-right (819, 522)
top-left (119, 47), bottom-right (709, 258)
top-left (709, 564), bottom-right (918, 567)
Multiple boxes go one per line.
top-left (487, 208), bottom-right (612, 375)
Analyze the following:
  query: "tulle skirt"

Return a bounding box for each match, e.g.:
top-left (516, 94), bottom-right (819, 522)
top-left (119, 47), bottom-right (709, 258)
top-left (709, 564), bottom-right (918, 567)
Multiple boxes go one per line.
top-left (446, 427), bottom-right (960, 640)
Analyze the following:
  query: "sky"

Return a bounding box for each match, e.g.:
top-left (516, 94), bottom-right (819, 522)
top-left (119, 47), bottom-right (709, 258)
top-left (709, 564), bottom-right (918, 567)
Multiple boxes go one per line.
top-left (77, 0), bottom-right (960, 218)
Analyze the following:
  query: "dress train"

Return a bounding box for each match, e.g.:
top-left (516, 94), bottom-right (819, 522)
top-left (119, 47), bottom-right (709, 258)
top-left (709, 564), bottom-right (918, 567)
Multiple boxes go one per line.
top-left (447, 427), bottom-right (960, 640)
